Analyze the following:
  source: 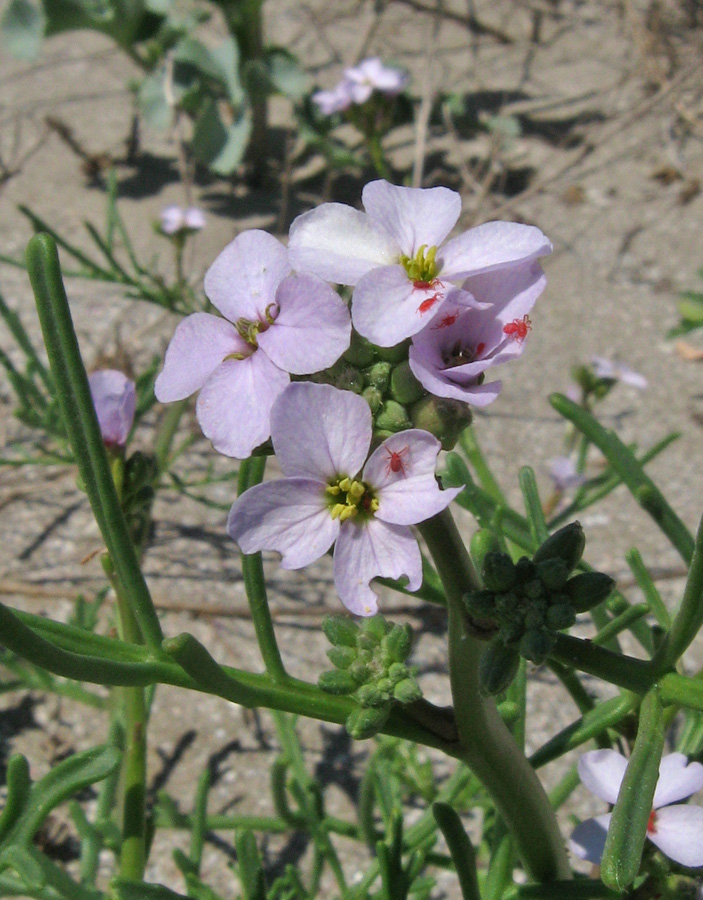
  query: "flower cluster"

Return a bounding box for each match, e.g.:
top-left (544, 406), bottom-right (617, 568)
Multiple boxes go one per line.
top-left (159, 205), bottom-right (206, 236)
top-left (313, 58), bottom-right (408, 115)
top-left (571, 750), bottom-right (703, 868)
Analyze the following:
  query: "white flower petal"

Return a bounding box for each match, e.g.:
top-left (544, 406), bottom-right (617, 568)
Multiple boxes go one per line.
top-left (440, 221), bottom-right (552, 280)
top-left (288, 203), bottom-right (398, 284)
top-left (362, 180), bottom-right (461, 255)
top-left (569, 814), bottom-right (611, 864)
top-left (653, 753), bottom-right (703, 808)
top-left (648, 805), bottom-right (703, 867)
top-left (270, 382), bottom-right (371, 481)
top-left (228, 479), bottom-right (338, 569)
top-left (578, 749), bottom-right (628, 805)
top-left (333, 519), bottom-right (422, 616)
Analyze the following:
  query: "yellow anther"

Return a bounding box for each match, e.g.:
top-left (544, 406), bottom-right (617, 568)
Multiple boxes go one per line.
top-left (348, 480), bottom-right (365, 502)
top-left (338, 506), bottom-right (358, 522)
top-left (330, 503), bottom-right (346, 520)
top-left (326, 484), bottom-right (341, 496)
top-left (369, 498), bottom-right (380, 513)
top-left (338, 477), bottom-right (352, 493)
top-left (264, 302), bottom-right (279, 325)
top-left (400, 244), bottom-right (439, 283)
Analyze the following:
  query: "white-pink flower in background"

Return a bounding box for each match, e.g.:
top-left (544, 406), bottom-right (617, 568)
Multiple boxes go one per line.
top-left (570, 750), bottom-right (703, 868)
top-left (591, 357), bottom-right (647, 389)
top-left (288, 179), bottom-right (551, 347)
top-left (227, 382), bottom-right (461, 616)
top-left (313, 80), bottom-right (354, 115)
top-left (159, 205), bottom-right (206, 235)
top-left (88, 370), bottom-right (136, 447)
top-left (548, 456), bottom-right (587, 493)
top-left (408, 260), bottom-right (546, 405)
top-left (154, 230), bottom-right (351, 459)
top-left (343, 57), bottom-right (408, 104)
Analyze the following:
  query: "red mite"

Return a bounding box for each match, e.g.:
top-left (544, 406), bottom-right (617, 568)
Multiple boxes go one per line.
top-left (414, 279), bottom-right (442, 316)
top-left (432, 311), bottom-right (460, 330)
top-left (385, 445), bottom-right (410, 477)
top-left (503, 315), bottom-right (532, 341)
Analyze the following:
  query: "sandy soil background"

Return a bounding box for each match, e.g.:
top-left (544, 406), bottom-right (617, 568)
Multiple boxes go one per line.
top-left (1, 0), bottom-right (703, 895)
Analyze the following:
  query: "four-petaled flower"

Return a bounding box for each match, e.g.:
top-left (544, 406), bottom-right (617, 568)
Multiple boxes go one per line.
top-left (88, 370), bottom-right (136, 447)
top-left (570, 750), bottom-right (703, 868)
top-left (288, 180), bottom-right (551, 347)
top-left (313, 58), bottom-right (408, 115)
top-left (155, 230), bottom-right (351, 458)
top-left (408, 261), bottom-right (546, 405)
top-left (159, 205), bottom-right (206, 235)
top-left (227, 382), bottom-right (461, 616)
top-left (591, 357), bottom-right (647, 389)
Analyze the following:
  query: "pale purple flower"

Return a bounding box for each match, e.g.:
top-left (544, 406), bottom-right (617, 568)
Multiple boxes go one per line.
top-left (570, 750), bottom-right (703, 868)
top-left (227, 382), bottom-right (461, 616)
top-left (591, 357), bottom-right (647, 389)
top-left (288, 180), bottom-right (551, 347)
top-left (343, 57), bottom-right (408, 104)
top-left (548, 456), bottom-right (587, 493)
top-left (312, 80), bottom-right (354, 115)
top-left (88, 370), bottom-right (136, 447)
top-left (407, 260), bottom-right (546, 405)
top-left (154, 230), bottom-right (351, 459)
top-left (159, 205), bottom-right (206, 235)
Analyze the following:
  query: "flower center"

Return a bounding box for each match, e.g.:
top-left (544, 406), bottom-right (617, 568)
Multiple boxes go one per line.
top-left (400, 244), bottom-right (439, 284)
top-left (325, 476), bottom-right (379, 522)
top-left (442, 339), bottom-right (486, 368)
top-left (223, 303), bottom-right (279, 360)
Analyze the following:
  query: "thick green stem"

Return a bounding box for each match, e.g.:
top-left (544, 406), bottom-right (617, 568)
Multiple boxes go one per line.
top-left (419, 509), bottom-right (571, 883)
top-left (550, 633), bottom-right (655, 693)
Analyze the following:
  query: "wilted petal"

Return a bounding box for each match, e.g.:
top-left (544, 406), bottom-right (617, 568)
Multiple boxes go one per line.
top-left (88, 370), bottom-right (136, 446)
top-left (155, 313), bottom-right (245, 402)
top-left (363, 180), bottom-right (461, 255)
top-left (440, 221), bottom-right (552, 280)
top-left (288, 203), bottom-right (398, 285)
top-left (196, 353), bottom-right (289, 458)
top-left (352, 265), bottom-right (449, 346)
top-left (270, 382), bottom-right (371, 481)
top-left (648, 805), bottom-right (703, 867)
top-left (569, 815), bottom-right (611, 864)
top-left (578, 750), bottom-right (628, 805)
top-left (227, 478), bottom-right (338, 569)
top-left (204, 230), bottom-right (291, 323)
top-left (364, 430), bottom-right (461, 525)
top-left (333, 519), bottom-right (422, 616)
top-left (257, 274), bottom-right (351, 375)
top-left (653, 753), bottom-right (703, 808)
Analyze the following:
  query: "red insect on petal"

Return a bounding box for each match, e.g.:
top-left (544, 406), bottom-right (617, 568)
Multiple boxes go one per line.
top-left (432, 311), bottom-right (460, 330)
top-left (385, 445), bottom-right (410, 477)
top-left (503, 315), bottom-right (532, 342)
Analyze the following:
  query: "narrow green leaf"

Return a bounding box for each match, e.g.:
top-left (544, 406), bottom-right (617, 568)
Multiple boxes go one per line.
top-left (432, 803), bottom-right (481, 900)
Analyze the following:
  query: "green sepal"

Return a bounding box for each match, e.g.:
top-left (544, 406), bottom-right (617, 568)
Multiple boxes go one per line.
top-left (322, 615), bottom-right (359, 648)
top-left (326, 646), bottom-right (356, 669)
top-left (384, 624), bottom-right (412, 663)
top-left (318, 670), bottom-right (357, 695)
top-left (564, 572), bottom-right (615, 613)
top-left (346, 704), bottom-right (391, 739)
top-left (533, 522), bottom-right (585, 571)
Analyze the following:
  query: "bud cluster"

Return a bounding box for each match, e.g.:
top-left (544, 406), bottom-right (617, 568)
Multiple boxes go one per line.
top-left (315, 329), bottom-right (472, 450)
top-left (121, 451), bottom-right (158, 548)
top-left (462, 523), bottom-right (615, 695)
top-left (318, 614), bottom-right (422, 739)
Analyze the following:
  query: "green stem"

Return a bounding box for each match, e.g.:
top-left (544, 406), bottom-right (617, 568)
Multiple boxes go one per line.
top-left (154, 399), bottom-right (189, 475)
top-left (459, 426), bottom-right (507, 505)
top-left (419, 509), bottom-right (571, 883)
top-left (238, 457), bottom-right (287, 681)
top-left (26, 234), bottom-right (163, 648)
top-left (550, 633), bottom-right (655, 693)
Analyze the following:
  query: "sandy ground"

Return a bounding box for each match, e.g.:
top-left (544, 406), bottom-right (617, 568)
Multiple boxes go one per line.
top-left (1, 0), bottom-right (703, 895)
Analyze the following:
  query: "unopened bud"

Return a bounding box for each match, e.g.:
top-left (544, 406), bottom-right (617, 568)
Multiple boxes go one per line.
top-left (470, 529), bottom-right (502, 572)
top-left (344, 331), bottom-right (377, 368)
top-left (375, 399), bottom-right (412, 432)
top-left (519, 628), bottom-right (554, 664)
top-left (346, 705), bottom-right (391, 739)
top-left (393, 678), bottom-right (422, 704)
top-left (318, 670), bottom-right (357, 695)
top-left (564, 571), bottom-right (615, 613)
top-left (362, 386), bottom-right (383, 413)
top-left (409, 395), bottom-right (472, 450)
top-left (375, 340), bottom-right (410, 363)
top-left (361, 615), bottom-right (389, 642)
top-left (322, 616), bottom-right (359, 648)
top-left (536, 558), bottom-right (570, 591)
top-left (479, 641), bottom-right (520, 695)
top-left (533, 522), bottom-right (585, 572)
top-left (327, 646), bottom-right (356, 669)
top-left (482, 552), bottom-right (516, 593)
top-left (390, 362), bottom-right (425, 405)
top-left (545, 603), bottom-right (576, 631)
top-left (364, 361), bottom-right (392, 393)
top-left (356, 683), bottom-right (386, 707)
top-left (462, 590), bottom-right (497, 618)
top-left (385, 623), bottom-right (412, 663)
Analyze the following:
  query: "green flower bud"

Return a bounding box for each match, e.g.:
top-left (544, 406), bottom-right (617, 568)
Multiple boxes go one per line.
top-left (385, 623), bottom-right (413, 663)
top-left (545, 603), bottom-right (577, 631)
top-left (524, 607), bottom-right (546, 630)
top-left (344, 331), bottom-right (377, 368)
top-left (346, 704), bottom-right (391, 739)
top-left (409, 395), bottom-right (473, 450)
top-left (519, 628), bottom-right (554, 664)
top-left (479, 641), bottom-right (520, 696)
top-left (362, 386), bottom-right (383, 413)
top-left (322, 616), bottom-right (359, 648)
top-left (125, 451), bottom-right (158, 487)
top-left (514, 557), bottom-right (537, 585)
top-left (470, 528), bottom-right (503, 572)
top-left (462, 590), bottom-right (497, 618)
top-left (388, 662), bottom-right (408, 683)
top-left (536, 557), bottom-right (570, 591)
top-left (523, 579), bottom-right (544, 600)
top-left (499, 620), bottom-right (525, 644)
top-left (327, 646), bottom-right (356, 669)
top-left (533, 522), bottom-right (585, 572)
top-left (393, 678), bottom-right (422, 705)
top-left (564, 572), bottom-right (615, 613)
top-left (375, 340), bottom-right (410, 363)
top-left (376, 678), bottom-right (393, 694)
top-left (356, 683), bottom-right (386, 707)
top-left (361, 615), bottom-right (389, 642)
top-left (495, 591), bottom-right (520, 619)
top-left (497, 700), bottom-right (521, 725)
top-left (375, 399), bottom-right (412, 432)
top-left (364, 361), bottom-right (393, 393)
top-left (349, 660), bottom-right (372, 684)
top-left (357, 634), bottom-right (378, 652)
top-left (318, 670), bottom-right (357, 695)
top-left (390, 362), bottom-right (425, 405)
top-left (482, 552), bottom-right (516, 593)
